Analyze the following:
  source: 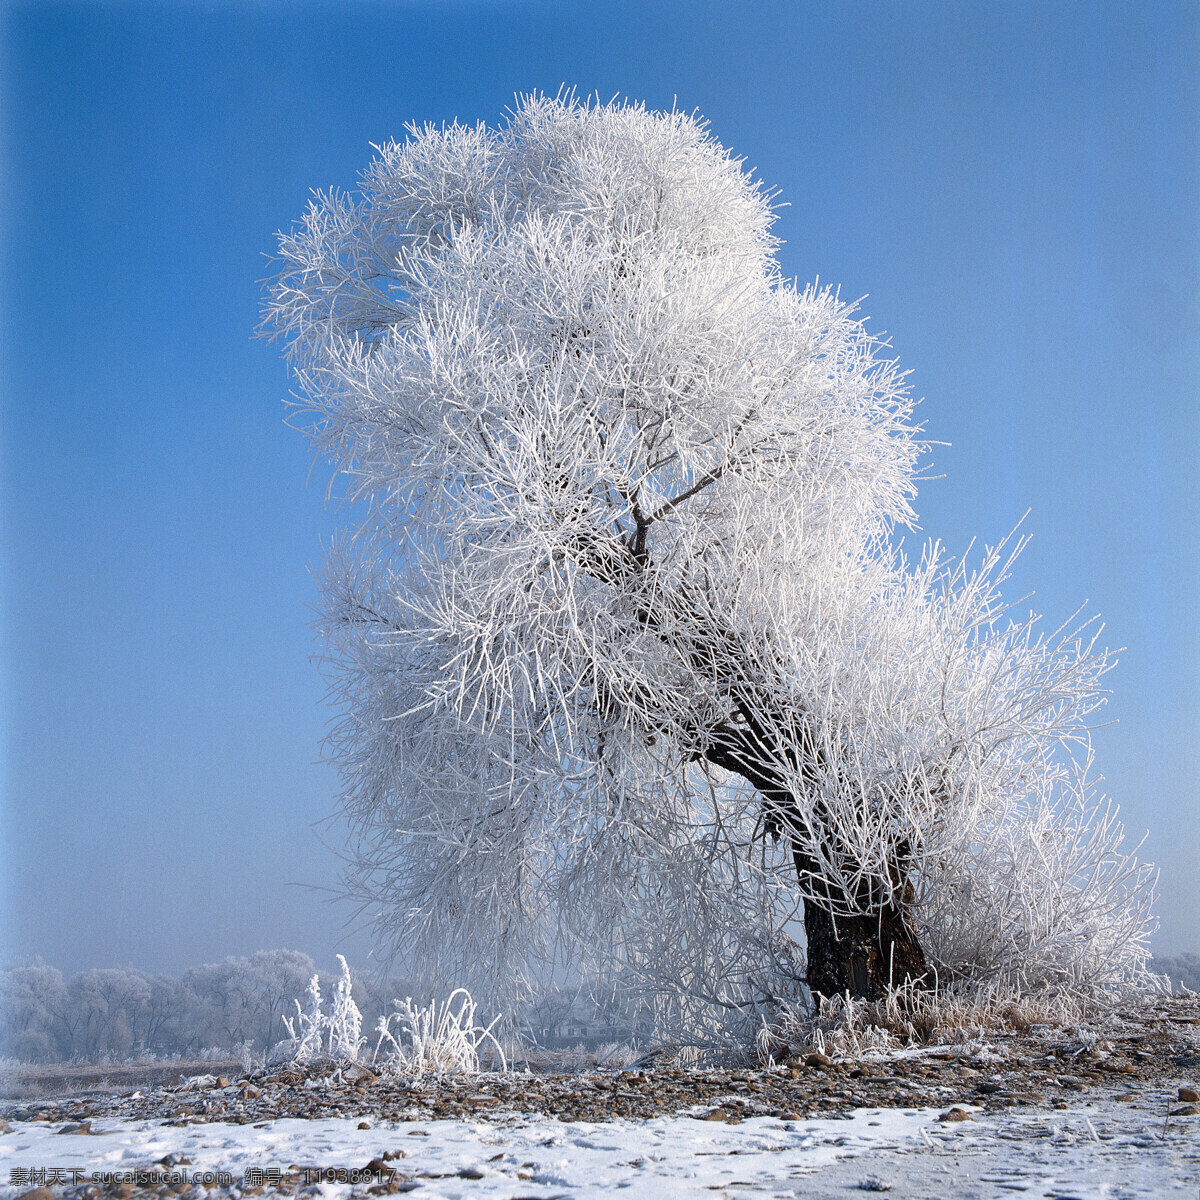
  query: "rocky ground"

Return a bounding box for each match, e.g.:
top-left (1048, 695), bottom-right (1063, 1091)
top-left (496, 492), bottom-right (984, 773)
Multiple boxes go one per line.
top-left (0, 1064), bottom-right (244, 1106)
top-left (3, 994), bottom-right (1199, 1198)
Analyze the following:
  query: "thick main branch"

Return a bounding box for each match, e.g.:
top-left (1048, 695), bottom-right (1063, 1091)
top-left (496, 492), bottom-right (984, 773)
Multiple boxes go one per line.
top-left (571, 523), bottom-right (927, 998)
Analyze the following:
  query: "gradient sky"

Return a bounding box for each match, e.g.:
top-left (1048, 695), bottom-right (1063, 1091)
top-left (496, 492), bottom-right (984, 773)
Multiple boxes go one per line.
top-left (2, 0), bottom-right (1196, 976)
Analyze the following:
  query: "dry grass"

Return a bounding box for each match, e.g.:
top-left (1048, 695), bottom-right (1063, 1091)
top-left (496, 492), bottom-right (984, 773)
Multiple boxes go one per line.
top-left (754, 977), bottom-right (1160, 1063)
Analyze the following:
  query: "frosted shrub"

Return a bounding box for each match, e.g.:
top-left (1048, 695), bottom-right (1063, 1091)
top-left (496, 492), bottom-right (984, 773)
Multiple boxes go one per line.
top-left (281, 975), bottom-right (326, 1064)
top-left (264, 93), bottom-right (1157, 1046)
top-left (758, 995), bottom-right (895, 1063)
top-left (596, 1041), bottom-right (641, 1069)
top-left (326, 957), bottom-right (365, 1062)
top-left (281, 956), bottom-right (366, 1065)
top-left (373, 989), bottom-right (506, 1076)
top-left (234, 1039), bottom-right (257, 1074)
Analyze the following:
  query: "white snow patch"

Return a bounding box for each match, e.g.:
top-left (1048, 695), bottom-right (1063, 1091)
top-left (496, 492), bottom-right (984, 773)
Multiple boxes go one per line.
top-left (0, 1108), bottom-right (934, 1195)
top-left (4, 1100), bottom-right (1199, 1197)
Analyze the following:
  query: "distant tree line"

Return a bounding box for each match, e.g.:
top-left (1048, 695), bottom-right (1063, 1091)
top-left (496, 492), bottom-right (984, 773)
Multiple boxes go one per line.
top-left (1153, 954), bottom-right (1200, 993)
top-left (0, 952), bottom-right (411, 1064)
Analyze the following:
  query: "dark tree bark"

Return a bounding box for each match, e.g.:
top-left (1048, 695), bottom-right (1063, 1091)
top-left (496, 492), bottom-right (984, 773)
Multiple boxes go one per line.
top-left (701, 720), bottom-right (928, 1001)
top-left (798, 882), bottom-right (927, 1002)
top-left (582, 527), bottom-right (929, 1001)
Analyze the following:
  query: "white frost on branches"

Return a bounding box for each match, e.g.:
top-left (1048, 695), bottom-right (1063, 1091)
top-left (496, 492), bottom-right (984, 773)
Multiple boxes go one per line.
top-left (264, 95), bottom-right (1156, 1043)
top-left (281, 955), bottom-right (366, 1064)
top-left (373, 988), bottom-right (506, 1076)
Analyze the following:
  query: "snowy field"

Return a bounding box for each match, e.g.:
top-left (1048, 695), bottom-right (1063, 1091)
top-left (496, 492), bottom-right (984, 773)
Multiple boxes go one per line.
top-left (3, 1100), bottom-right (1199, 1199)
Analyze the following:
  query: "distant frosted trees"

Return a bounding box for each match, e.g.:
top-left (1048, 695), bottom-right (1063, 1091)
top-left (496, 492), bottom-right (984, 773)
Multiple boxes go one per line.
top-left (0, 951), bottom-right (407, 1062)
top-left (68, 969), bottom-right (152, 1059)
top-left (0, 961), bottom-right (69, 1061)
top-left (1153, 954), bottom-right (1200, 993)
top-left (183, 949), bottom-right (317, 1051)
top-left (264, 95), bottom-right (1156, 1040)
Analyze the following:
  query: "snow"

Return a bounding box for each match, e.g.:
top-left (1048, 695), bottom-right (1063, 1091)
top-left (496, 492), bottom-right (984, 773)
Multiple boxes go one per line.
top-left (3, 1101), bottom-right (1199, 1198)
top-left (0, 1107), bottom-right (943, 1196)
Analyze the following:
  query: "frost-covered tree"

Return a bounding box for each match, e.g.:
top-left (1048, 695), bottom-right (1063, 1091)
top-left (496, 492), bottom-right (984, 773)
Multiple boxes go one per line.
top-left (1154, 953), bottom-right (1200, 993)
top-left (0, 960), bottom-right (70, 1062)
top-left (183, 950), bottom-right (318, 1052)
top-left (68, 968), bottom-right (151, 1059)
top-left (136, 972), bottom-right (191, 1052)
top-left (264, 96), bottom-right (1155, 1033)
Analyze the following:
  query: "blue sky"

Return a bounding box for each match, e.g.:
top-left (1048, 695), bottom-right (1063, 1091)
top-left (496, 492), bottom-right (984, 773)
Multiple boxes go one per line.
top-left (2, 0), bottom-right (1196, 975)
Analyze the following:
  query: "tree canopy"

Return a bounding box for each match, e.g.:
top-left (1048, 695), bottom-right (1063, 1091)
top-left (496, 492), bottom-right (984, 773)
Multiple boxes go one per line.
top-left (264, 96), bottom-right (1156, 1043)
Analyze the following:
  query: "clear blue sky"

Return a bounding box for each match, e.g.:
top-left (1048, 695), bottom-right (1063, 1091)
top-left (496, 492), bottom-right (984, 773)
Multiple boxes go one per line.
top-left (2, 0), bottom-right (1196, 975)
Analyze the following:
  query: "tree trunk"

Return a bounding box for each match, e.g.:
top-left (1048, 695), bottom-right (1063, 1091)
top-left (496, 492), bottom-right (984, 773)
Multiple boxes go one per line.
top-left (801, 896), bottom-right (926, 1001)
top-left (700, 726), bottom-right (928, 1001)
top-left (586, 544), bottom-right (931, 1002)
top-left (788, 833), bottom-right (928, 1000)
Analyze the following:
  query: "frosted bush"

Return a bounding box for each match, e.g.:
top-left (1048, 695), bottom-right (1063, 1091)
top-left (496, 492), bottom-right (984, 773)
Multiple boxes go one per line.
top-left (281, 955), bottom-right (366, 1065)
top-left (595, 1041), bottom-right (641, 1069)
top-left (373, 988), bottom-right (506, 1076)
top-left (233, 1039), bottom-right (257, 1074)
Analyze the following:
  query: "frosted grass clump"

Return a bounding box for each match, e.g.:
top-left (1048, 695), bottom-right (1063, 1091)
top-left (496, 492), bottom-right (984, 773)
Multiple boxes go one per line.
top-left (373, 988), bottom-right (506, 1076)
top-left (264, 92), bottom-right (1157, 1045)
top-left (595, 1041), bottom-right (641, 1069)
top-left (281, 955), bottom-right (366, 1065)
top-left (757, 994), bottom-right (896, 1062)
top-left (755, 973), bottom-right (1162, 1064)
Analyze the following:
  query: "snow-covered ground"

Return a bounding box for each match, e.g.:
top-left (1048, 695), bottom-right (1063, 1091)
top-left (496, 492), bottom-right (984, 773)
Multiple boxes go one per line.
top-left (3, 1100), bottom-right (1199, 1199)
